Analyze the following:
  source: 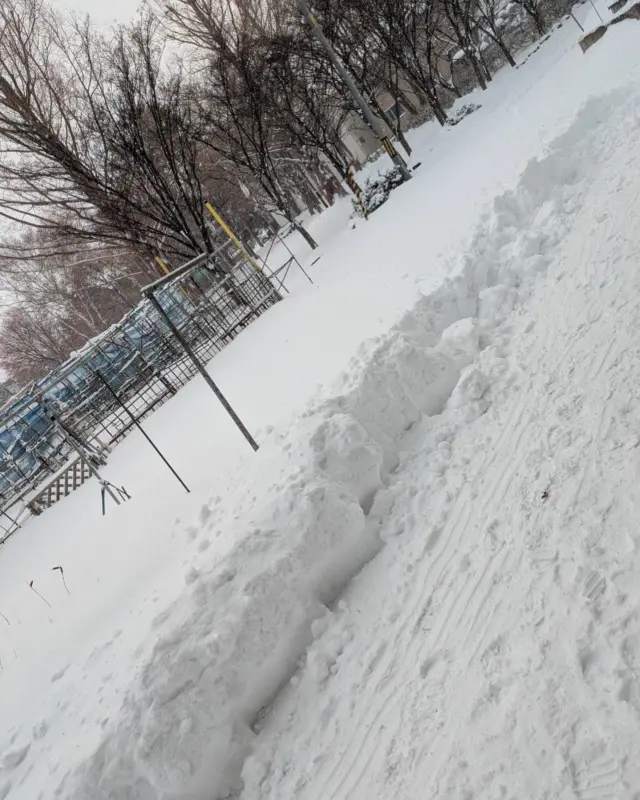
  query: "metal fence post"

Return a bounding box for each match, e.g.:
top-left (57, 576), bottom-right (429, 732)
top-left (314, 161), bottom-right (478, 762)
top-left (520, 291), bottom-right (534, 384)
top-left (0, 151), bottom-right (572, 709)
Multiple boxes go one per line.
top-left (95, 370), bottom-right (191, 493)
top-left (144, 290), bottom-right (259, 452)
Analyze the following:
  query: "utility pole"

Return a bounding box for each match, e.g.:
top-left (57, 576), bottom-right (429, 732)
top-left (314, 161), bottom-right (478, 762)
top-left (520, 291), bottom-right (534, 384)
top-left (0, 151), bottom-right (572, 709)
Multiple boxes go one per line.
top-left (297, 0), bottom-right (412, 183)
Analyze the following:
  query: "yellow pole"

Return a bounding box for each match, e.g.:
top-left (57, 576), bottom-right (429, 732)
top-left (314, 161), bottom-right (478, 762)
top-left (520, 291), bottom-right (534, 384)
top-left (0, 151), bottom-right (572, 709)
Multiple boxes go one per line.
top-left (155, 256), bottom-right (170, 275)
top-left (155, 255), bottom-right (189, 298)
top-left (205, 202), bottom-right (262, 273)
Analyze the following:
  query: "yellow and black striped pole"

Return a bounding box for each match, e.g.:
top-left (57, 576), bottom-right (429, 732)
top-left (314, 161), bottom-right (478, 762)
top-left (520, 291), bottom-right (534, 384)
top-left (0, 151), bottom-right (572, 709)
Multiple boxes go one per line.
top-left (347, 165), bottom-right (368, 219)
top-left (381, 137), bottom-right (400, 159)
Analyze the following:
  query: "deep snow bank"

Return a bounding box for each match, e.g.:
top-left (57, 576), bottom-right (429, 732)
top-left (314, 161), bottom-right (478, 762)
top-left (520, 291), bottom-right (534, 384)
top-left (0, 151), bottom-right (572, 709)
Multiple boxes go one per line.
top-left (54, 289), bottom-right (482, 800)
top-left (50, 82), bottom-right (635, 800)
top-left (241, 62), bottom-right (640, 800)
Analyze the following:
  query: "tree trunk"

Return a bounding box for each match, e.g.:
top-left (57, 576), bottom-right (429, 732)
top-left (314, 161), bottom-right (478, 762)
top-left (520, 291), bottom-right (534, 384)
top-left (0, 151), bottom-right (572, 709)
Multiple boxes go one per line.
top-left (373, 98), bottom-right (412, 158)
top-left (301, 169), bottom-right (329, 211)
top-left (394, 116), bottom-right (413, 156)
top-left (291, 218), bottom-right (318, 249)
top-left (530, 4), bottom-right (546, 34)
top-left (478, 49), bottom-right (493, 82)
top-left (433, 102), bottom-right (448, 126)
top-left (496, 38), bottom-right (517, 67)
top-left (467, 49), bottom-right (488, 90)
top-left (264, 213), bottom-right (280, 235)
top-left (298, 181), bottom-right (323, 215)
top-left (396, 85), bottom-right (420, 113)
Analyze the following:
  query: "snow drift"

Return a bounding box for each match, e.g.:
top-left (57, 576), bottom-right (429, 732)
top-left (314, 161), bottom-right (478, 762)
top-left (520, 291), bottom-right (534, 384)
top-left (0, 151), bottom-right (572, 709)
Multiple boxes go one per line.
top-left (48, 84), bottom-right (634, 800)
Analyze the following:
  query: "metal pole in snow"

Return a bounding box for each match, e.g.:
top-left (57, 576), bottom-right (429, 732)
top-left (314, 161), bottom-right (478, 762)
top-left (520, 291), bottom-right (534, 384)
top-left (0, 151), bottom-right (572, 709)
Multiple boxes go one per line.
top-left (38, 395), bottom-right (122, 508)
top-left (569, 8), bottom-right (585, 30)
top-left (94, 370), bottom-right (190, 494)
top-left (144, 290), bottom-right (259, 452)
top-left (296, 0), bottom-right (412, 183)
top-left (588, 0), bottom-right (605, 24)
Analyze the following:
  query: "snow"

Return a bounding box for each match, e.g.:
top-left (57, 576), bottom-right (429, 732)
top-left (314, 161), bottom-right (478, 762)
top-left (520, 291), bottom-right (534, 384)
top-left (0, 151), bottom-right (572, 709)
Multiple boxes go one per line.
top-left (243, 46), bottom-right (640, 800)
top-left (2, 16), bottom-right (640, 800)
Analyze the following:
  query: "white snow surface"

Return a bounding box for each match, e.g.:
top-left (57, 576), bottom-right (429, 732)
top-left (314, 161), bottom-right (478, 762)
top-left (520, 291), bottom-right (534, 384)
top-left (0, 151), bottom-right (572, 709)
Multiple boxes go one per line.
top-left (2, 17), bottom-right (640, 800)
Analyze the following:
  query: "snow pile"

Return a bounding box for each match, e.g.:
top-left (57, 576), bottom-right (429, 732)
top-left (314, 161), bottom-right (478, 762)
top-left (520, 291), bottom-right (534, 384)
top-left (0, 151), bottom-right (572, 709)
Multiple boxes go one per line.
top-left (1, 20), bottom-right (638, 800)
top-left (53, 297), bottom-right (482, 798)
top-left (45, 76), bottom-right (636, 800)
top-left (239, 74), bottom-right (640, 800)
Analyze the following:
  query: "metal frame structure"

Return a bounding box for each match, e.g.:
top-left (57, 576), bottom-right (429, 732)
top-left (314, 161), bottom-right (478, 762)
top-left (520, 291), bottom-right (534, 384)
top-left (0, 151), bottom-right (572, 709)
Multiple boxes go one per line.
top-left (0, 240), bottom-right (292, 541)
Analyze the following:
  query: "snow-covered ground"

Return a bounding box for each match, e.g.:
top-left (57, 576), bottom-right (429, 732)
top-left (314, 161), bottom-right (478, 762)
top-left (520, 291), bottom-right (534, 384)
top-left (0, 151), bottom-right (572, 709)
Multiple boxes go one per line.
top-left (2, 13), bottom-right (640, 800)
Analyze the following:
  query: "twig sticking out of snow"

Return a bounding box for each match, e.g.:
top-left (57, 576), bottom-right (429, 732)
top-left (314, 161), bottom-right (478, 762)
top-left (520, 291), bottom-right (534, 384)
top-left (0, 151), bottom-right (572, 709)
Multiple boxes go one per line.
top-left (52, 566), bottom-right (70, 595)
top-left (0, 611), bottom-right (9, 625)
top-left (28, 581), bottom-right (52, 608)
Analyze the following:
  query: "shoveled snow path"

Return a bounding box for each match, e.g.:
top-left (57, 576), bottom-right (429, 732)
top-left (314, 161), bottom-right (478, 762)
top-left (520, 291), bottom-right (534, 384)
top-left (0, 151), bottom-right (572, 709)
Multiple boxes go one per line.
top-left (2, 22), bottom-right (639, 800)
top-left (242, 66), bottom-right (640, 800)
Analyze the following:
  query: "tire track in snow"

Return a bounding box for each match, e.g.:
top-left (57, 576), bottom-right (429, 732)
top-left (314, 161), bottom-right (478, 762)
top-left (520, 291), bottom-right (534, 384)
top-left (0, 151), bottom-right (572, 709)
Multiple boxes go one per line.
top-left (410, 542), bottom-right (538, 790)
top-left (314, 289), bottom-right (563, 793)
top-left (458, 546), bottom-right (514, 656)
top-left (416, 97), bottom-right (640, 800)
top-left (571, 338), bottom-right (619, 507)
top-left (316, 486), bottom-right (488, 797)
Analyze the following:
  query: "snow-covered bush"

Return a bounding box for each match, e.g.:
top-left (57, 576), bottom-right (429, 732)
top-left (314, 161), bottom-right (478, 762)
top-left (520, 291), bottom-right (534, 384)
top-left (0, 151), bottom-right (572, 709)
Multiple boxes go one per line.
top-left (448, 103), bottom-right (482, 126)
top-left (351, 167), bottom-right (405, 217)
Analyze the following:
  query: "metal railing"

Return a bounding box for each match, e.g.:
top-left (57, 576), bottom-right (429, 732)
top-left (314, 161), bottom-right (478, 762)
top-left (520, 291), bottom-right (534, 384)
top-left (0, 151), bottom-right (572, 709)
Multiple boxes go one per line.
top-left (0, 239), bottom-right (290, 540)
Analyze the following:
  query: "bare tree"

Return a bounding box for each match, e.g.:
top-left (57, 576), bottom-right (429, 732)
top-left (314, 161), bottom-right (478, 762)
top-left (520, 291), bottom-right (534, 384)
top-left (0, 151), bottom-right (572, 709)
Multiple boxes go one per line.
top-left (473, 0), bottom-right (518, 67)
top-left (0, 229), bottom-right (157, 381)
top-left (510, 0), bottom-right (546, 34)
top-left (262, 31), bottom-right (357, 177)
top-left (0, 305), bottom-right (84, 384)
top-left (162, 0), bottom-right (320, 248)
top-left (0, 0), bottom-right (264, 263)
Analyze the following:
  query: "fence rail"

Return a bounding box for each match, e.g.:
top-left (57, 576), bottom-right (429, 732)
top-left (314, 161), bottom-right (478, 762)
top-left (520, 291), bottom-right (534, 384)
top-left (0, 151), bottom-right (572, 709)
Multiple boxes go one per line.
top-left (0, 239), bottom-right (293, 539)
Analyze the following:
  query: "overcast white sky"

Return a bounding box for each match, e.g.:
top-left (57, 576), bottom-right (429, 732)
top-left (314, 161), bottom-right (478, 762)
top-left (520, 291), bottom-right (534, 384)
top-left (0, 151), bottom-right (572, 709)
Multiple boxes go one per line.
top-left (50, 0), bottom-right (140, 26)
